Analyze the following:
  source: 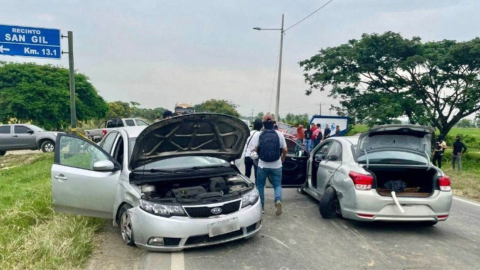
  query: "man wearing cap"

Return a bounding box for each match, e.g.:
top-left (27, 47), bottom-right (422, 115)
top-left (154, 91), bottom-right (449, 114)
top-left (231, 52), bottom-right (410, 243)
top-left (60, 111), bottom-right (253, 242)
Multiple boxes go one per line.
top-left (250, 114), bottom-right (288, 216)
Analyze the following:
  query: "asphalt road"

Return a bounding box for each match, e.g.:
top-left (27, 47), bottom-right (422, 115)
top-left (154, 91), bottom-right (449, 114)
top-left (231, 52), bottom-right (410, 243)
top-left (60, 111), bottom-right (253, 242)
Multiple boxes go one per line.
top-left (84, 190), bottom-right (480, 270)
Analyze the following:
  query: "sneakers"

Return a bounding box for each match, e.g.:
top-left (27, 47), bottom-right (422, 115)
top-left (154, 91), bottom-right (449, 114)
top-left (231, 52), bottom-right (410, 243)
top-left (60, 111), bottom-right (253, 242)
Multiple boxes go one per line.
top-left (275, 201), bottom-right (282, 216)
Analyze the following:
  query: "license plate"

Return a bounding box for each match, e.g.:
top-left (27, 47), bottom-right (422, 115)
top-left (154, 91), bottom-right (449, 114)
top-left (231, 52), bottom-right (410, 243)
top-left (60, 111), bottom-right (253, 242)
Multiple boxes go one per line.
top-left (208, 218), bottom-right (239, 237)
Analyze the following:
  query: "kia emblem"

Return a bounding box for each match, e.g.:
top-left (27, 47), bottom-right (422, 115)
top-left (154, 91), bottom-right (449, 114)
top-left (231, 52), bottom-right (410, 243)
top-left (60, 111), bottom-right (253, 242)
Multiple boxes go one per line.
top-left (211, 207), bottom-right (222, 215)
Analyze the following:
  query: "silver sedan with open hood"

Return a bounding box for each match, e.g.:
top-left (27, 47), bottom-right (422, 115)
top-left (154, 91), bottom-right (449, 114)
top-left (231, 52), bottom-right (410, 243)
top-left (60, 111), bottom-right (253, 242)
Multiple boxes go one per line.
top-left (291, 125), bottom-right (452, 225)
top-left (51, 114), bottom-right (262, 251)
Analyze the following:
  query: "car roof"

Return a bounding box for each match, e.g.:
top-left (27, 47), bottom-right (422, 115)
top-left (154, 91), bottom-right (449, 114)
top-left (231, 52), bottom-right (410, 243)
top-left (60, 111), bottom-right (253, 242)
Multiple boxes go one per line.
top-left (117, 126), bottom-right (147, 139)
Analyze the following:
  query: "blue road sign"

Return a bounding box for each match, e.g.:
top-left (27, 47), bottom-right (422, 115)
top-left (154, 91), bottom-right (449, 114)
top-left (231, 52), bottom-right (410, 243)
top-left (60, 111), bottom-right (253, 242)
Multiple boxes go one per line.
top-left (0, 24), bottom-right (61, 59)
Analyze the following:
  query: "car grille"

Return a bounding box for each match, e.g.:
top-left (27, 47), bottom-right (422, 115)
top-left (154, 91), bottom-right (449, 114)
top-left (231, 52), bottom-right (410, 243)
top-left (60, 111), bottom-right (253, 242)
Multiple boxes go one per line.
top-left (184, 229), bottom-right (244, 246)
top-left (164, 238), bottom-right (181, 246)
top-left (184, 200), bottom-right (241, 218)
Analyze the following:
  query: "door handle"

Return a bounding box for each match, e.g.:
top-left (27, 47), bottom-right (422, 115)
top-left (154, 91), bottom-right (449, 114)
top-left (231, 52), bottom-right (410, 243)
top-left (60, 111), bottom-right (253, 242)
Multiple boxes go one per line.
top-left (54, 175), bottom-right (68, 180)
top-left (291, 158), bottom-right (297, 161)
top-left (13, 135), bottom-right (18, 137)
top-left (327, 170), bottom-right (334, 173)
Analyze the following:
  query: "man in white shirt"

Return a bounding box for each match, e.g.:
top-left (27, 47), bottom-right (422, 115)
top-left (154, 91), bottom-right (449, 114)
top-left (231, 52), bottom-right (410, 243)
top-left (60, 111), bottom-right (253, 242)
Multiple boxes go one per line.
top-left (244, 119), bottom-right (262, 180)
top-left (250, 114), bottom-right (288, 216)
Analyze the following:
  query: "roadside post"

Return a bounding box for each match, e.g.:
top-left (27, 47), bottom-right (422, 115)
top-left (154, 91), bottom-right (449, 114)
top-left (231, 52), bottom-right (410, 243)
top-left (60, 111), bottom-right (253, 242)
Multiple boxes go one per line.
top-left (61, 31), bottom-right (77, 135)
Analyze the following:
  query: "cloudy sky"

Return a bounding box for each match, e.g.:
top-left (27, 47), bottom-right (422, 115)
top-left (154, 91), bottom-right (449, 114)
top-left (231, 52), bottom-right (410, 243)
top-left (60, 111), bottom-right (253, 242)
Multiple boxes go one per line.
top-left (1, 0), bottom-right (479, 118)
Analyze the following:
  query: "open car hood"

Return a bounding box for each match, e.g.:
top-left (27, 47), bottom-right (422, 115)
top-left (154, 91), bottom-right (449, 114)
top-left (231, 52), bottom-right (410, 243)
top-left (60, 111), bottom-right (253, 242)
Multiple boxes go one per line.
top-left (357, 125), bottom-right (434, 157)
top-left (130, 113), bottom-right (250, 169)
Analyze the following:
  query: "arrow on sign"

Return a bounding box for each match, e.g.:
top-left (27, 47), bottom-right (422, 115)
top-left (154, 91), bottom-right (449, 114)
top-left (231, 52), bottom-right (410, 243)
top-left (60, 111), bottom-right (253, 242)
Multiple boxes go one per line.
top-left (0, 45), bottom-right (11, 53)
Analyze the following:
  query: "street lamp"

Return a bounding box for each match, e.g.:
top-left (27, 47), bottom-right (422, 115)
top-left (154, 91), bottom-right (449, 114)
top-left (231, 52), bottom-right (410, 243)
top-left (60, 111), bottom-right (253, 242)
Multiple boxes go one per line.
top-left (254, 14), bottom-right (284, 122)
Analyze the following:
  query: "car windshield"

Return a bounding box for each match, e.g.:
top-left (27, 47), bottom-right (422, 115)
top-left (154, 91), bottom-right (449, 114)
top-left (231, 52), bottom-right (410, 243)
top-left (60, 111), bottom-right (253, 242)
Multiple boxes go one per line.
top-left (29, 125), bottom-right (45, 132)
top-left (356, 150), bottom-right (428, 165)
top-left (128, 138), bottom-right (229, 169)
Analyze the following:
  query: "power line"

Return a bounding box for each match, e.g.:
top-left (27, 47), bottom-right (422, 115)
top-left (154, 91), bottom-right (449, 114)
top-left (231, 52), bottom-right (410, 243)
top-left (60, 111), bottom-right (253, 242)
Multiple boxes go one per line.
top-left (284, 0), bottom-right (336, 32)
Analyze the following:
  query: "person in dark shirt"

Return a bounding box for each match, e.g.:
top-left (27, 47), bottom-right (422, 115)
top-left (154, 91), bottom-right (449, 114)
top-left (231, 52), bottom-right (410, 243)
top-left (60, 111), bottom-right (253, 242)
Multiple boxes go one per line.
top-left (432, 134), bottom-right (447, 168)
top-left (452, 136), bottom-right (467, 172)
top-left (324, 126), bottom-right (331, 139)
top-left (304, 126), bottom-right (313, 153)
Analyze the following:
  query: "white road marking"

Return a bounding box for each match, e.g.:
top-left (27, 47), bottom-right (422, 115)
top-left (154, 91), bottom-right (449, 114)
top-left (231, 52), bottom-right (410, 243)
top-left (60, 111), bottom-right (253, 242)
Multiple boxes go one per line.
top-left (262, 234), bottom-right (290, 249)
top-left (454, 196), bottom-right (480, 207)
top-left (171, 251), bottom-right (185, 270)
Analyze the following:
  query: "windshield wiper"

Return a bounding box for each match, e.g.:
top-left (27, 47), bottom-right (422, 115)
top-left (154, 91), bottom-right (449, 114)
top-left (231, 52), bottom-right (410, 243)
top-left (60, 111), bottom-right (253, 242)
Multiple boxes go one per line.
top-left (192, 165), bottom-right (229, 170)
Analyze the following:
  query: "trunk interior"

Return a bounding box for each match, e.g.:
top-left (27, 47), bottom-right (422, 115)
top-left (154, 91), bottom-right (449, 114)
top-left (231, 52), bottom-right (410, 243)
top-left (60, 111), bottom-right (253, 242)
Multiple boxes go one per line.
top-left (365, 167), bottom-right (438, 198)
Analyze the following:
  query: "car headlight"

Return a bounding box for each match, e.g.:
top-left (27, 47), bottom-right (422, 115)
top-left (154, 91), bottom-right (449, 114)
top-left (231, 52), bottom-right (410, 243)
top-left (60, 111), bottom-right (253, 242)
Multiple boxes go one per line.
top-left (241, 188), bottom-right (259, 208)
top-left (139, 200), bottom-right (186, 217)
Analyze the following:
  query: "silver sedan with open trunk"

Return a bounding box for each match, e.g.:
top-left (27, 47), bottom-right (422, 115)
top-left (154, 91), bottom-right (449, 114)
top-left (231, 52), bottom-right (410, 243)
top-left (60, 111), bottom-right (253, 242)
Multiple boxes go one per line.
top-left (51, 114), bottom-right (262, 251)
top-left (292, 125), bottom-right (453, 225)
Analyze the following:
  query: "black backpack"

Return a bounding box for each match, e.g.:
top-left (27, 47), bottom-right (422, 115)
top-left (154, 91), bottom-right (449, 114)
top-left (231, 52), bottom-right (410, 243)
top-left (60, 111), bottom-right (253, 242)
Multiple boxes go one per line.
top-left (258, 129), bottom-right (281, 162)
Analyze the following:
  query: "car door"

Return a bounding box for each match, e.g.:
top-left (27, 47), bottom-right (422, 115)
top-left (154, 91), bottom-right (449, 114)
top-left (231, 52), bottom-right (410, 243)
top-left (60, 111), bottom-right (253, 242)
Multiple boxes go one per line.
top-left (51, 134), bottom-right (122, 219)
top-left (316, 140), bottom-right (343, 195)
top-left (0, 125), bottom-right (12, 150)
top-left (13, 125), bottom-right (36, 149)
top-left (281, 138), bottom-right (309, 187)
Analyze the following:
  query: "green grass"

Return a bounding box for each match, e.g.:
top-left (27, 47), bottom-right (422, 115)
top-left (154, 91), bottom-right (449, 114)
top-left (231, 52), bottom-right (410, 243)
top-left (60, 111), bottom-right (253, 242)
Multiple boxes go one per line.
top-left (0, 154), bottom-right (106, 270)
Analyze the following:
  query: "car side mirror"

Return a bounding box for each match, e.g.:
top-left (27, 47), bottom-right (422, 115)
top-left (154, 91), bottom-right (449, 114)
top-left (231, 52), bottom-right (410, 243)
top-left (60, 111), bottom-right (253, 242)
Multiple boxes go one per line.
top-left (93, 160), bottom-right (116, 172)
top-left (28, 130), bottom-right (34, 134)
top-left (315, 155), bottom-right (324, 162)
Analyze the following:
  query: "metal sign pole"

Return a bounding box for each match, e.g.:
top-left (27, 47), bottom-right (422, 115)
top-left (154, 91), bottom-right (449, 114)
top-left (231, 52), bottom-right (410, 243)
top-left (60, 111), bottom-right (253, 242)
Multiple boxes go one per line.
top-left (62, 31), bottom-right (76, 132)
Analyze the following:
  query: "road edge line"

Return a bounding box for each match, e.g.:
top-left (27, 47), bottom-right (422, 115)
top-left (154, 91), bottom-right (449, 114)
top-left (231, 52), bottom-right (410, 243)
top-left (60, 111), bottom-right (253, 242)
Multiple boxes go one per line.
top-left (453, 196), bottom-right (480, 207)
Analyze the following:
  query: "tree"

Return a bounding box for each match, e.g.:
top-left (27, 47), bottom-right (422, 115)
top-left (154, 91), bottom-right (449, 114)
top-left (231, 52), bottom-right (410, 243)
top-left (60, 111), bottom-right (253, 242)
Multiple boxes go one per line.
top-left (284, 113), bottom-right (309, 126)
top-left (107, 101), bottom-right (131, 118)
top-left (299, 32), bottom-right (480, 135)
top-left (456, 119), bottom-right (473, 128)
top-left (0, 62), bottom-right (108, 130)
top-left (195, 99), bottom-right (240, 118)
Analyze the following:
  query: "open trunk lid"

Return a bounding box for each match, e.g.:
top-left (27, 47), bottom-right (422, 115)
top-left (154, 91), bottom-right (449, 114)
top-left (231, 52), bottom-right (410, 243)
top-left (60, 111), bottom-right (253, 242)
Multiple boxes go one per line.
top-left (358, 125), bottom-right (434, 159)
top-left (130, 113), bottom-right (250, 169)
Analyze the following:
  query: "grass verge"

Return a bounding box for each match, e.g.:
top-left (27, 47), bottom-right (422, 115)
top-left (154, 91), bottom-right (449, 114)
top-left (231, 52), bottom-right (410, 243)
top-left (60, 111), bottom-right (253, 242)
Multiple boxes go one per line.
top-left (0, 154), bottom-right (106, 270)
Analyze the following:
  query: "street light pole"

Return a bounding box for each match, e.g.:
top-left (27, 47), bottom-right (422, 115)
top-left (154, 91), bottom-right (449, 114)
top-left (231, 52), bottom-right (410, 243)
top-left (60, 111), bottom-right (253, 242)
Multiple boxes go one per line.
top-left (254, 14), bottom-right (285, 122)
top-left (275, 14), bottom-right (284, 122)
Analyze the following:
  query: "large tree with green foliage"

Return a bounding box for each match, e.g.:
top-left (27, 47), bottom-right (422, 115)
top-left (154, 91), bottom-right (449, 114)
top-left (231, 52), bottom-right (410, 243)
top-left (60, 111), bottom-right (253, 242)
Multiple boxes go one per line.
top-left (284, 113), bottom-right (309, 126)
top-left (299, 32), bottom-right (480, 135)
top-left (195, 99), bottom-right (240, 117)
top-left (0, 62), bottom-right (108, 130)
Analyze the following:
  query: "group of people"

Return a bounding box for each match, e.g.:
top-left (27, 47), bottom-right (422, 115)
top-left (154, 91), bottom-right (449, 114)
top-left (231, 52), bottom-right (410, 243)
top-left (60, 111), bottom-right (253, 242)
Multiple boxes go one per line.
top-left (296, 123), bottom-right (341, 152)
top-left (432, 134), bottom-right (467, 172)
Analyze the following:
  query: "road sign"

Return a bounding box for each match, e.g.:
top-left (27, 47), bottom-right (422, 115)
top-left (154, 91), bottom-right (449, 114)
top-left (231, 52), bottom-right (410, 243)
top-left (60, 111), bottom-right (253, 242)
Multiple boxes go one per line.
top-left (0, 24), bottom-right (61, 59)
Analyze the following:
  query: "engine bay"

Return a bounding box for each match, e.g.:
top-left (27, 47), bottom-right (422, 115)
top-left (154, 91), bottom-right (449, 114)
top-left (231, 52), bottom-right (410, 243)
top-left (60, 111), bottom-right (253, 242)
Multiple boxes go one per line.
top-left (138, 174), bottom-right (252, 204)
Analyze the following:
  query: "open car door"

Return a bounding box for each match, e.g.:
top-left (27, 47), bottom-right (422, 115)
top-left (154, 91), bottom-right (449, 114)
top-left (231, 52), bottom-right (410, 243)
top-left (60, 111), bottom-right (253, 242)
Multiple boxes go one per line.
top-left (281, 138), bottom-right (309, 187)
top-left (51, 134), bottom-right (122, 219)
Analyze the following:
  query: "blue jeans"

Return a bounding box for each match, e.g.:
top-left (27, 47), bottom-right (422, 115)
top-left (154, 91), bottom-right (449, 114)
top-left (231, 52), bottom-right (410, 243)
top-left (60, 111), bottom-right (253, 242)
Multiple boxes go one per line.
top-left (305, 139), bottom-right (312, 152)
top-left (256, 167), bottom-right (282, 209)
top-left (296, 139), bottom-right (303, 152)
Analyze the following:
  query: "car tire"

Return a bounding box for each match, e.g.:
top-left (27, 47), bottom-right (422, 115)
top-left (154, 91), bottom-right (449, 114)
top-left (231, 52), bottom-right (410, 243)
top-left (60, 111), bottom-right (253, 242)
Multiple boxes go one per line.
top-left (119, 205), bottom-right (135, 246)
top-left (319, 186), bottom-right (340, 219)
top-left (0, 151), bottom-right (5, 156)
top-left (41, 140), bottom-right (55, 153)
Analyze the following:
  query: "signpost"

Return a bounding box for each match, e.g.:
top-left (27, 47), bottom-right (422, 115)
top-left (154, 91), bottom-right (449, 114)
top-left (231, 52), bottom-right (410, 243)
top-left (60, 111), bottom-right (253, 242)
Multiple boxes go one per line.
top-left (0, 24), bottom-right (78, 132)
top-left (0, 24), bottom-right (61, 59)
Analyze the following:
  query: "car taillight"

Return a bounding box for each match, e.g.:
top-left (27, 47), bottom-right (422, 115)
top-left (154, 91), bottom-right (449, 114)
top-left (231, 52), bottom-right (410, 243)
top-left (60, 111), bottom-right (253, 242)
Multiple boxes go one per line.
top-left (349, 172), bottom-right (373, 190)
top-left (439, 176), bottom-right (451, 192)
top-left (102, 129), bottom-right (108, 136)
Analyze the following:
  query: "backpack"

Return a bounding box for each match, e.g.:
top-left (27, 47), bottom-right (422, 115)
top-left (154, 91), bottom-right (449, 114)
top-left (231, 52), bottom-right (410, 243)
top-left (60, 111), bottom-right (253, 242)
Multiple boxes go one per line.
top-left (258, 129), bottom-right (281, 162)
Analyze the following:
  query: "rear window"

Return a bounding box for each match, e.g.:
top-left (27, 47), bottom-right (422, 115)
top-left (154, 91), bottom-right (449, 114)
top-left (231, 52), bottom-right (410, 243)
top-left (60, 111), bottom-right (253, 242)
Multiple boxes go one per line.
top-left (125, 119), bottom-right (135, 126)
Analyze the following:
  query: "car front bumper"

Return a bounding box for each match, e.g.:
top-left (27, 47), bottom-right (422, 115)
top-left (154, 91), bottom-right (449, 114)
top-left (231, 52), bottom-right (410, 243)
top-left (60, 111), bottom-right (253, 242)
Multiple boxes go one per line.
top-left (340, 189), bottom-right (453, 222)
top-left (130, 200), bottom-right (263, 251)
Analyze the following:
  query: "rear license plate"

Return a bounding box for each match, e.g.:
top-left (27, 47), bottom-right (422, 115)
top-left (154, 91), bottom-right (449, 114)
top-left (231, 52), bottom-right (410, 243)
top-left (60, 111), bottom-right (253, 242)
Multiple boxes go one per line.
top-left (208, 218), bottom-right (240, 237)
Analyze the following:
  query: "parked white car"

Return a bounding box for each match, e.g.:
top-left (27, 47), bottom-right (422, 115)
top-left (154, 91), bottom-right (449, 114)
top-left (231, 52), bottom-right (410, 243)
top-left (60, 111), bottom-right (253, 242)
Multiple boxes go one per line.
top-left (51, 114), bottom-right (262, 251)
top-left (296, 125), bottom-right (453, 225)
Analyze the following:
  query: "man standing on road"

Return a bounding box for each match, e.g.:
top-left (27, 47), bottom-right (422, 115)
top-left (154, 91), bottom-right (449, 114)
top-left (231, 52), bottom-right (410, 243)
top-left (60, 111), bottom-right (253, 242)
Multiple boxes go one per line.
top-left (312, 124), bottom-right (322, 149)
top-left (304, 124), bottom-right (313, 153)
top-left (432, 134), bottom-right (447, 168)
top-left (251, 114), bottom-right (288, 216)
top-left (452, 136), bottom-right (467, 172)
top-left (244, 119), bottom-right (262, 180)
top-left (323, 125), bottom-right (331, 140)
top-left (334, 125), bottom-right (341, 136)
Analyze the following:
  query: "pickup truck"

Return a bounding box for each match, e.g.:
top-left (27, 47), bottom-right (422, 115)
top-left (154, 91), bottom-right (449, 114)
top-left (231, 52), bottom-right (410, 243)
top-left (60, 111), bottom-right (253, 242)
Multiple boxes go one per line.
top-left (0, 124), bottom-right (62, 155)
top-left (84, 118), bottom-right (149, 142)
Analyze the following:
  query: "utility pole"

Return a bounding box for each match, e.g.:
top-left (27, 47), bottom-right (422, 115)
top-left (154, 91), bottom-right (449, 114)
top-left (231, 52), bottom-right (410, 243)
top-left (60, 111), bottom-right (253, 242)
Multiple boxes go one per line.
top-left (275, 14), bottom-right (284, 123)
top-left (62, 31), bottom-right (76, 131)
top-left (253, 14), bottom-right (285, 123)
top-left (319, 103), bottom-right (322, 115)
